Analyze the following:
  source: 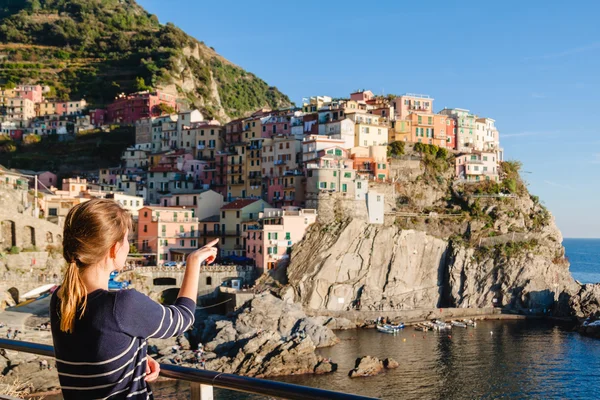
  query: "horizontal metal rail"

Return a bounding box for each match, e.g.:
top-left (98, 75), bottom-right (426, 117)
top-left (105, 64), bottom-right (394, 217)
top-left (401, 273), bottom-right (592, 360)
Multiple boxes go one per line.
top-left (0, 339), bottom-right (376, 400)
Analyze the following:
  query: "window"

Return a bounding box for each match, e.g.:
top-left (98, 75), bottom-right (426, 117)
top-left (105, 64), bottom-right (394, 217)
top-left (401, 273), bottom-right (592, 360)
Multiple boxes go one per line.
top-left (335, 149), bottom-right (342, 156)
top-left (357, 182), bottom-right (362, 189)
top-left (143, 225), bottom-right (147, 233)
top-left (327, 149), bottom-right (333, 155)
top-left (180, 240), bottom-right (185, 246)
top-left (418, 116), bottom-right (422, 124)
top-left (262, 126), bottom-right (266, 132)
top-left (222, 211), bottom-right (225, 218)
top-left (319, 182), bottom-right (327, 189)
top-left (330, 182), bottom-right (336, 190)
top-left (483, 156), bottom-right (488, 161)
top-left (236, 211), bottom-right (240, 218)
top-left (342, 183), bottom-right (347, 192)
top-left (344, 172), bottom-right (351, 178)
top-left (206, 277), bottom-right (212, 285)
top-left (333, 171), bottom-right (337, 177)
top-left (285, 232), bottom-right (291, 240)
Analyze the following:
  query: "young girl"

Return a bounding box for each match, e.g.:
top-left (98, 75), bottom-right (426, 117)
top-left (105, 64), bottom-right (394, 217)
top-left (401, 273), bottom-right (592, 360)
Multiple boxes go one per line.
top-left (50, 199), bottom-right (218, 399)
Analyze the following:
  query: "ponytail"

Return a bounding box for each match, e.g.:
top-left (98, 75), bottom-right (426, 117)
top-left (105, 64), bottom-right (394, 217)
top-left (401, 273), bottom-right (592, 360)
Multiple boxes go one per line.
top-left (57, 261), bottom-right (88, 334)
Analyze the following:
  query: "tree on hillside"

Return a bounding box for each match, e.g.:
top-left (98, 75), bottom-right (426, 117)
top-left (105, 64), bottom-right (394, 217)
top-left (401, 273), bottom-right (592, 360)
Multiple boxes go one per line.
top-left (154, 103), bottom-right (176, 116)
top-left (387, 141), bottom-right (405, 157)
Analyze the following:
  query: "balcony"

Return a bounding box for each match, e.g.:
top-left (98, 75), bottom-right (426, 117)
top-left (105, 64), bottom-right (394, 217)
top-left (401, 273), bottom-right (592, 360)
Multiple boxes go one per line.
top-left (178, 232), bottom-right (199, 238)
top-left (231, 179), bottom-right (245, 185)
top-left (197, 144), bottom-right (205, 150)
top-left (274, 160), bottom-right (286, 165)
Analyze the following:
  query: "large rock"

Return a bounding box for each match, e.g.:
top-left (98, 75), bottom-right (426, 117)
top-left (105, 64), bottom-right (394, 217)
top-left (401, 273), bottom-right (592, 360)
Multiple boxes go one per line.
top-left (179, 293), bottom-right (339, 378)
top-left (348, 356), bottom-right (384, 378)
top-left (286, 201), bottom-right (580, 315)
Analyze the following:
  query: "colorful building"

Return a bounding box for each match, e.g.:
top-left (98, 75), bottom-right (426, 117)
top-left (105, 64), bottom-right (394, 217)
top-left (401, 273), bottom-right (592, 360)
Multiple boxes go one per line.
top-left (245, 207), bottom-right (317, 271)
top-left (137, 206), bottom-right (199, 264)
top-left (393, 93), bottom-right (434, 120)
top-left (455, 151), bottom-right (500, 182)
top-left (14, 85), bottom-right (43, 104)
top-left (217, 199), bottom-right (270, 257)
top-left (107, 90), bottom-right (178, 124)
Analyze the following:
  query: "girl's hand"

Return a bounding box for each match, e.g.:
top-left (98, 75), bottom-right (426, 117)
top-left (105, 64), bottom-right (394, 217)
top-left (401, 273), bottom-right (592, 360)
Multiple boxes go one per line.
top-left (186, 239), bottom-right (219, 267)
top-left (145, 355), bottom-right (160, 382)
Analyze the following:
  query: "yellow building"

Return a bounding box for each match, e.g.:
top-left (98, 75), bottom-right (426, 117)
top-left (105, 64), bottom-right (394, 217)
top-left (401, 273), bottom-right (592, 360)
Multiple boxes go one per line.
top-left (389, 119), bottom-right (412, 143)
top-left (36, 101), bottom-right (56, 117)
top-left (219, 199), bottom-right (270, 257)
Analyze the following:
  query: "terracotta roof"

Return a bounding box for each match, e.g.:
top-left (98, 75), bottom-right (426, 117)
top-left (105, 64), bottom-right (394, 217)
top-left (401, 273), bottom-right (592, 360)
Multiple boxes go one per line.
top-left (221, 199), bottom-right (260, 210)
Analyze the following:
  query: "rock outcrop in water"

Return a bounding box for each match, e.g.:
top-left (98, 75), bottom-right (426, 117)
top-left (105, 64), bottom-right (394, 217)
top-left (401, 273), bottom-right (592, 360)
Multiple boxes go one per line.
top-left (284, 158), bottom-right (587, 317)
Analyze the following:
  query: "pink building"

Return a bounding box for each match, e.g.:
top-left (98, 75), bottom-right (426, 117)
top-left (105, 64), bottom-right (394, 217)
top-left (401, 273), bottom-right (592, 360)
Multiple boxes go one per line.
top-left (137, 206), bottom-right (200, 264)
top-left (15, 85), bottom-right (43, 104)
top-left (107, 90), bottom-right (178, 124)
top-left (394, 94), bottom-right (434, 120)
top-left (90, 109), bottom-right (107, 126)
top-left (455, 151), bottom-right (499, 182)
top-left (245, 207), bottom-right (317, 272)
top-left (54, 100), bottom-right (87, 116)
top-left (350, 90), bottom-right (374, 102)
top-left (261, 114), bottom-right (291, 138)
top-left (36, 171), bottom-right (57, 190)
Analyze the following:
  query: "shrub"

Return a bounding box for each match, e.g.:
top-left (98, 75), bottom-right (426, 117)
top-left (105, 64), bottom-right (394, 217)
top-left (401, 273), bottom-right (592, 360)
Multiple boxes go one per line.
top-left (9, 246), bottom-right (20, 254)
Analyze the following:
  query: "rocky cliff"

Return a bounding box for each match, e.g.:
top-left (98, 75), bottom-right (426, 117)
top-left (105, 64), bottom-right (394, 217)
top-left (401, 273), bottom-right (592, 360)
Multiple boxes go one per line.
top-left (284, 155), bottom-right (588, 317)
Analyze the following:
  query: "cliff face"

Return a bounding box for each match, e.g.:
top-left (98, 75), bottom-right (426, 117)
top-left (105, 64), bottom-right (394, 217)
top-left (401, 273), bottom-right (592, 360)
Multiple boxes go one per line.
top-left (285, 157), bottom-right (584, 316)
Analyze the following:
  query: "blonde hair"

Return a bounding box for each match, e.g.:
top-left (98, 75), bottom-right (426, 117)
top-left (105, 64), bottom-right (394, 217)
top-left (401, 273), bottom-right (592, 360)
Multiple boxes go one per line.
top-left (58, 198), bottom-right (132, 333)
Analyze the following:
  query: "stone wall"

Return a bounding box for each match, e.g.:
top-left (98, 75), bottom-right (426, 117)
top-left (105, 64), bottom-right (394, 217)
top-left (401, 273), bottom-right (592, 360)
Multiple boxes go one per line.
top-left (0, 187), bottom-right (63, 251)
top-left (120, 265), bottom-right (254, 302)
top-left (306, 307), bottom-right (501, 325)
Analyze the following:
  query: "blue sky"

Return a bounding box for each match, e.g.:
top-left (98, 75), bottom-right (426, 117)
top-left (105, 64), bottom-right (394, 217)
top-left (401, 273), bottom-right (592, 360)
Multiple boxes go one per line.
top-left (139, 0), bottom-right (600, 238)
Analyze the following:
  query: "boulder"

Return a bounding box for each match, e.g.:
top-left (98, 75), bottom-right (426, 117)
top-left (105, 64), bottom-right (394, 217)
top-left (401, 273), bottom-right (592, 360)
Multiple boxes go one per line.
top-left (314, 359), bottom-right (338, 374)
top-left (383, 358), bottom-right (399, 369)
top-left (348, 356), bottom-right (384, 378)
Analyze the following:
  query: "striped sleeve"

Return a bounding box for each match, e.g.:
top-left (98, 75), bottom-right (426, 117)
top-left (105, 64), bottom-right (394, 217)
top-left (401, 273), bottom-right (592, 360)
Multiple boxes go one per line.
top-left (114, 289), bottom-right (196, 339)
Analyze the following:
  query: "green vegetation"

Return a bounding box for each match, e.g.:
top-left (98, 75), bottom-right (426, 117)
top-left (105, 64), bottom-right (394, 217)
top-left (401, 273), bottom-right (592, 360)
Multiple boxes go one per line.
top-left (414, 142), bottom-right (452, 175)
top-left (9, 246), bottom-right (20, 254)
top-left (387, 141), bottom-right (405, 157)
top-left (0, 0), bottom-right (291, 117)
top-left (0, 126), bottom-right (134, 171)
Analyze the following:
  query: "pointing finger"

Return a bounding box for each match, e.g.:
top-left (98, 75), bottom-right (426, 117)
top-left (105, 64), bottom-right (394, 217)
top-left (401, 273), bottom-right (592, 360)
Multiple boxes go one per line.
top-left (203, 239), bottom-right (219, 248)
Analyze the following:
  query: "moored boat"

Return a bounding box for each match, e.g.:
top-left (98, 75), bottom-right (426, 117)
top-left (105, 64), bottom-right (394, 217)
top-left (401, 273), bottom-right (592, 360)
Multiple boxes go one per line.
top-left (451, 320), bottom-right (467, 328)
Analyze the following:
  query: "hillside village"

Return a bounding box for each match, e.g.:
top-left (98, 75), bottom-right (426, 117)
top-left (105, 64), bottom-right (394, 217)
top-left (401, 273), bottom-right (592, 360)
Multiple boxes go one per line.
top-left (0, 86), bottom-right (505, 274)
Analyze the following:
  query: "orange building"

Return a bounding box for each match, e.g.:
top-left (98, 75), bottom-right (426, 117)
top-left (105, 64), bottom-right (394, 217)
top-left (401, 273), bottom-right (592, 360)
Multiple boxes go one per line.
top-left (406, 113), bottom-right (449, 148)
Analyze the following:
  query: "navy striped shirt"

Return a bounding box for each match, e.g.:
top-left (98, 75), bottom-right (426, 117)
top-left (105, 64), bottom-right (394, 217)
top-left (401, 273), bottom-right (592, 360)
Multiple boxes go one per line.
top-left (50, 289), bottom-right (195, 400)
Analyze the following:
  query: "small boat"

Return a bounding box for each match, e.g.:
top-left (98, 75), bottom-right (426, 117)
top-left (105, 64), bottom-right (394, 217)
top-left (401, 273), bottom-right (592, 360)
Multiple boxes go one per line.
top-left (383, 323), bottom-right (405, 330)
top-left (377, 325), bottom-right (401, 334)
top-left (422, 321), bottom-right (437, 330)
top-left (433, 320), bottom-right (452, 330)
top-left (414, 324), bottom-right (430, 332)
top-left (451, 320), bottom-right (467, 328)
top-left (464, 319), bottom-right (477, 327)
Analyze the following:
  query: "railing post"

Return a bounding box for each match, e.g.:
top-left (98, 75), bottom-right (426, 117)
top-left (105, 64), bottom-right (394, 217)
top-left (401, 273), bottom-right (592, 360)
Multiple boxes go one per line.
top-left (190, 383), bottom-right (214, 400)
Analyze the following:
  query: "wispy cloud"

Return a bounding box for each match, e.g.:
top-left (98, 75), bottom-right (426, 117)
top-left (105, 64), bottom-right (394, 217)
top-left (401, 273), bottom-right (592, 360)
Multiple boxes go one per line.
top-left (531, 93), bottom-right (546, 99)
top-left (592, 153), bottom-right (600, 164)
top-left (544, 180), bottom-right (573, 190)
top-left (525, 42), bottom-right (600, 61)
top-left (502, 131), bottom-right (553, 139)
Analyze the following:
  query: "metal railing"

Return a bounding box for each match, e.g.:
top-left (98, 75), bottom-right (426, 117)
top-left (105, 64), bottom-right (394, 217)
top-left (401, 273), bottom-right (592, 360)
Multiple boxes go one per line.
top-left (0, 339), bottom-right (374, 400)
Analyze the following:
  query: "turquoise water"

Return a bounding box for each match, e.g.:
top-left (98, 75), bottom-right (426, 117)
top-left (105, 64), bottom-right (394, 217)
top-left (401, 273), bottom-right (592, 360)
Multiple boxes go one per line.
top-left (564, 238), bottom-right (600, 283)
